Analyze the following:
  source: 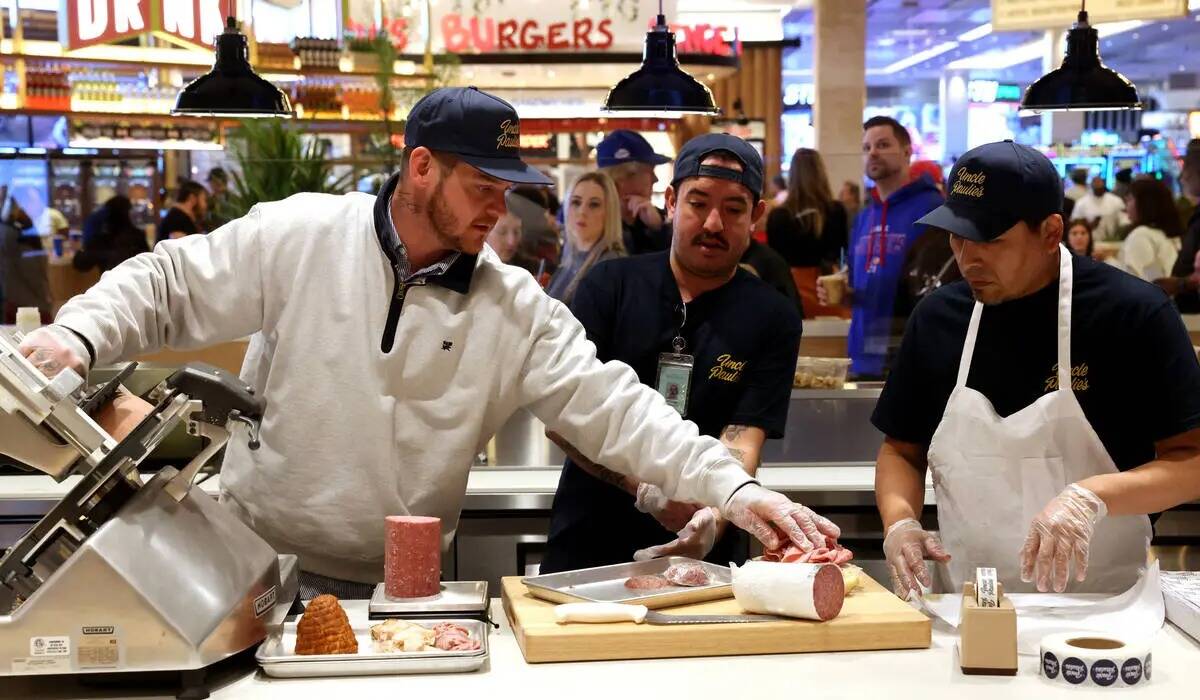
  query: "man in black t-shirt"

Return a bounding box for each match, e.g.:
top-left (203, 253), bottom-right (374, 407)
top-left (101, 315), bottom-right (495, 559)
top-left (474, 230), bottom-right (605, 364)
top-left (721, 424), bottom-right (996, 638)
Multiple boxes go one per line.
top-left (157, 180), bottom-right (208, 243)
top-left (872, 141), bottom-right (1200, 597)
top-left (540, 134), bottom-right (816, 573)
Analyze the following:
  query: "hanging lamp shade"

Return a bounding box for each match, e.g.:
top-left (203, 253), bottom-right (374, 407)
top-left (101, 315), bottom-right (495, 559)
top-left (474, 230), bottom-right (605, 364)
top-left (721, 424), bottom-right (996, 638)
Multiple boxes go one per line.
top-left (1020, 10), bottom-right (1141, 113)
top-left (603, 12), bottom-right (720, 116)
top-left (173, 18), bottom-right (293, 118)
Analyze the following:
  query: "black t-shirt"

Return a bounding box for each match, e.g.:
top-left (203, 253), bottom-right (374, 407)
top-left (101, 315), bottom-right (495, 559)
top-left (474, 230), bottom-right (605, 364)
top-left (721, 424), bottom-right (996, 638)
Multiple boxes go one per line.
top-left (622, 210), bottom-right (672, 256)
top-left (541, 252), bottom-right (803, 573)
top-left (740, 240), bottom-right (803, 317)
top-left (765, 201), bottom-right (848, 269)
top-left (872, 254), bottom-right (1200, 475)
top-left (158, 206), bottom-right (198, 242)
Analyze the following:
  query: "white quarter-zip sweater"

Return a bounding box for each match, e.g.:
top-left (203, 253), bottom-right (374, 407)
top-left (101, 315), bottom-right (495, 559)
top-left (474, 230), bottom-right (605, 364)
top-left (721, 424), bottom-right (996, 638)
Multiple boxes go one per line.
top-left (55, 175), bottom-right (754, 582)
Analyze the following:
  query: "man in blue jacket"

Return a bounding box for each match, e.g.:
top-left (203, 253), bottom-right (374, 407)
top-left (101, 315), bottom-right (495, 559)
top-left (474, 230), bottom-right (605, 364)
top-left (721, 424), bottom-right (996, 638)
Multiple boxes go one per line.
top-left (820, 116), bottom-right (943, 378)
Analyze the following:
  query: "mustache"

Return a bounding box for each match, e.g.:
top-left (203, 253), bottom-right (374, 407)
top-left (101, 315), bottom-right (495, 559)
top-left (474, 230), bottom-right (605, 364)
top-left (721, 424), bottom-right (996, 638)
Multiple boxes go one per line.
top-left (691, 233), bottom-right (729, 250)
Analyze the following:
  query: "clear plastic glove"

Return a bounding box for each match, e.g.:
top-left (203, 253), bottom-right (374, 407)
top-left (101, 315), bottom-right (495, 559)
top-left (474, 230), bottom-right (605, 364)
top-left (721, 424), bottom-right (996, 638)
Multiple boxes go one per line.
top-left (17, 324), bottom-right (90, 379)
top-left (1020, 483), bottom-right (1107, 593)
top-left (883, 518), bottom-right (951, 599)
top-left (633, 508), bottom-right (719, 561)
top-left (635, 483), bottom-right (702, 533)
top-left (720, 483), bottom-right (840, 552)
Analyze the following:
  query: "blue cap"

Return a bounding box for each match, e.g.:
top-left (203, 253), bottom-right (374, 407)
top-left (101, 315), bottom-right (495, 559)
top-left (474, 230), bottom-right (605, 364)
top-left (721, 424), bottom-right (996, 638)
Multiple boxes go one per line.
top-left (404, 87), bottom-right (552, 185)
top-left (597, 129), bottom-right (672, 168)
top-left (917, 140), bottom-right (1062, 242)
top-left (670, 133), bottom-right (764, 201)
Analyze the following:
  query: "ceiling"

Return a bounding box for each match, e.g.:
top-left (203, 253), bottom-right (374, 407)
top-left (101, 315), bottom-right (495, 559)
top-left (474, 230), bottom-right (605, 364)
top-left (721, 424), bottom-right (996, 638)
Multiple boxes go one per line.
top-left (779, 0), bottom-right (1200, 88)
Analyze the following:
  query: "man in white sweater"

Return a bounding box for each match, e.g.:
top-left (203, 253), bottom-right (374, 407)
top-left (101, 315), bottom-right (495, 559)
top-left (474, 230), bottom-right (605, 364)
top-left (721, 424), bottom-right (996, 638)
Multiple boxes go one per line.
top-left (17, 88), bottom-right (838, 596)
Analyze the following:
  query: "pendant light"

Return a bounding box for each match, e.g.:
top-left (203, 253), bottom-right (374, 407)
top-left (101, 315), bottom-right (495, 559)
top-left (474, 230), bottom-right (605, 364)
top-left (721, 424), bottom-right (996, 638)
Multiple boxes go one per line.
top-left (1020, 2), bottom-right (1141, 113)
top-left (602, 0), bottom-right (720, 116)
top-left (173, 2), bottom-right (293, 118)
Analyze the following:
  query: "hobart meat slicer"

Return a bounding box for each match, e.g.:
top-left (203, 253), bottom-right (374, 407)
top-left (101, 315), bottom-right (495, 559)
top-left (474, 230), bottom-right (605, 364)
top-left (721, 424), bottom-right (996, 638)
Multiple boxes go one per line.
top-left (0, 328), bottom-right (297, 696)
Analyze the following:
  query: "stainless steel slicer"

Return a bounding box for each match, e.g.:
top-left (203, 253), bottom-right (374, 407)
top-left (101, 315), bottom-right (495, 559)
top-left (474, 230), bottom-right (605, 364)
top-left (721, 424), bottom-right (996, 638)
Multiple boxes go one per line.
top-left (0, 329), bottom-right (297, 690)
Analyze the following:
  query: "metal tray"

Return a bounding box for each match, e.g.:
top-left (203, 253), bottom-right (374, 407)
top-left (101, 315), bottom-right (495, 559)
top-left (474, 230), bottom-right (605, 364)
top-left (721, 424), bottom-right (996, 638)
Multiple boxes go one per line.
top-left (368, 580), bottom-right (489, 618)
top-left (256, 603), bottom-right (487, 678)
top-left (522, 557), bottom-right (733, 609)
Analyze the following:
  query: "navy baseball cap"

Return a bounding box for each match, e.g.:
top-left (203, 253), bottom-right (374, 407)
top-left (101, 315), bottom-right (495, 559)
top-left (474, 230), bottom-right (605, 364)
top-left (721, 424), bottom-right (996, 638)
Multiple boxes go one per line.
top-left (917, 140), bottom-right (1062, 242)
top-left (597, 130), bottom-right (672, 168)
top-left (670, 133), bottom-right (765, 201)
top-left (404, 87), bottom-right (551, 185)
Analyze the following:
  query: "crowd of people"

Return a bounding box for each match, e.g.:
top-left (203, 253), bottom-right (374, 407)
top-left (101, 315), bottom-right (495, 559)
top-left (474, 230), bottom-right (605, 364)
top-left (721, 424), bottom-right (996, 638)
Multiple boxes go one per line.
top-left (0, 169), bottom-right (226, 323)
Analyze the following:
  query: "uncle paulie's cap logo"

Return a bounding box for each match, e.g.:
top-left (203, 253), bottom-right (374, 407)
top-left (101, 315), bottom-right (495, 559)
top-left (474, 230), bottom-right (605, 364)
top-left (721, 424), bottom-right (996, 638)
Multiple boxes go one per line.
top-left (951, 168), bottom-right (986, 199)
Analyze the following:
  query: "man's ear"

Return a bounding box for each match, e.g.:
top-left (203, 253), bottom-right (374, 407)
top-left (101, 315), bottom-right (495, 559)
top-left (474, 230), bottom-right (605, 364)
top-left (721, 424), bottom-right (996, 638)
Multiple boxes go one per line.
top-left (1043, 213), bottom-right (1065, 251)
top-left (751, 198), bottom-right (767, 224)
top-left (665, 184), bottom-right (678, 219)
top-left (407, 146), bottom-right (436, 186)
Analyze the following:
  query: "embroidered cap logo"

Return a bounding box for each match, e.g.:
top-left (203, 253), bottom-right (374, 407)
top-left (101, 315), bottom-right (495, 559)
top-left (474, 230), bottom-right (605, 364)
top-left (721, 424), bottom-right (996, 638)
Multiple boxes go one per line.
top-left (952, 168), bottom-right (987, 199)
top-left (497, 119), bottom-right (520, 150)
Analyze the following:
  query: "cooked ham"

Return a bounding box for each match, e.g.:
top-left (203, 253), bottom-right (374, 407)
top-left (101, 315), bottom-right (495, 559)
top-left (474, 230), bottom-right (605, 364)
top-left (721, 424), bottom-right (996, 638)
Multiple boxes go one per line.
top-left (432, 622), bottom-right (480, 652)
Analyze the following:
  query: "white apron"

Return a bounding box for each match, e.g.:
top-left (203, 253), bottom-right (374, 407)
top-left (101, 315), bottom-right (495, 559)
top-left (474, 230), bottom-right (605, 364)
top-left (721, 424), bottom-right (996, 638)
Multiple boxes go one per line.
top-left (927, 245), bottom-right (1151, 594)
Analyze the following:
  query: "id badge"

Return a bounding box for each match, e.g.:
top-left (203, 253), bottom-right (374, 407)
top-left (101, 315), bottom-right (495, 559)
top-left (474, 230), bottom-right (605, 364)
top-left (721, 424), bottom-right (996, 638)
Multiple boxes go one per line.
top-left (655, 352), bottom-right (694, 417)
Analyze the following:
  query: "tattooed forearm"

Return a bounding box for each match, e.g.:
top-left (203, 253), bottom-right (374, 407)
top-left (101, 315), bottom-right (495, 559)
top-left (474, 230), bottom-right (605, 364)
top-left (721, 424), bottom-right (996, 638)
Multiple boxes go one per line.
top-left (721, 424), bottom-right (749, 441)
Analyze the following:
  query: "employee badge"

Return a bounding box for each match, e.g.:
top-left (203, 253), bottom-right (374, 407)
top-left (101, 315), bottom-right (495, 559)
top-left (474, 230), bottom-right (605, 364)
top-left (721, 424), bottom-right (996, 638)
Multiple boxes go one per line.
top-left (656, 335), bottom-right (693, 417)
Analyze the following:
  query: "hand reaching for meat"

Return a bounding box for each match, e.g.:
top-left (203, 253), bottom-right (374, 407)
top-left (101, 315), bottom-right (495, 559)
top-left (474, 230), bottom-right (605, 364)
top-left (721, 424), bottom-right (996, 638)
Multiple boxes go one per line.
top-left (635, 483), bottom-right (703, 533)
top-left (720, 484), bottom-right (840, 553)
top-left (883, 518), bottom-right (950, 599)
top-left (633, 508), bottom-right (718, 562)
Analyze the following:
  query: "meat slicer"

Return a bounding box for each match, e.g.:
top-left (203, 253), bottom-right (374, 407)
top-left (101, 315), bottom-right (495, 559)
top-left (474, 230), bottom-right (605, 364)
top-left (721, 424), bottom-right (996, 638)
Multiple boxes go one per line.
top-left (0, 328), bottom-right (297, 695)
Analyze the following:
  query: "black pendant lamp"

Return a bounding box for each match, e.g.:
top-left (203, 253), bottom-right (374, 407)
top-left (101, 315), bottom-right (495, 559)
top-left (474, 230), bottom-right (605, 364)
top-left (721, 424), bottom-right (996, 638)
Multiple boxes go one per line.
top-left (1020, 4), bottom-right (1141, 113)
top-left (603, 0), bottom-right (720, 116)
top-left (173, 12), bottom-right (293, 118)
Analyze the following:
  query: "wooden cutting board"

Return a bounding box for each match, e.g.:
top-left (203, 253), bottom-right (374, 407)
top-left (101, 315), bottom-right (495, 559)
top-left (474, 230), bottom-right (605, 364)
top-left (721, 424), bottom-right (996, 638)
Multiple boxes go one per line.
top-left (501, 573), bottom-right (930, 663)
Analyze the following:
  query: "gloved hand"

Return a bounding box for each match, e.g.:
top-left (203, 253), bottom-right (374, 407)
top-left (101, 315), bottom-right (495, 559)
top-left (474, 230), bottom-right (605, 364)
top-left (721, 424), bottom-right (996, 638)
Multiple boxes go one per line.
top-left (17, 324), bottom-right (90, 380)
top-left (633, 508), bottom-right (719, 561)
top-left (883, 518), bottom-right (951, 599)
top-left (720, 483), bottom-right (840, 553)
top-left (635, 483), bottom-right (702, 533)
top-left (1020, 483), bottom-right (1107, 593)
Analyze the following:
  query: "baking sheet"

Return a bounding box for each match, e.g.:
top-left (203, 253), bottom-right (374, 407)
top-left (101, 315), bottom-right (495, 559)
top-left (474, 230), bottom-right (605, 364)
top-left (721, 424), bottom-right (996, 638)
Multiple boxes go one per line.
top-left (522, 557), bottom-right (732, 609)
top-left (256, 606), bottom-right (487, 678)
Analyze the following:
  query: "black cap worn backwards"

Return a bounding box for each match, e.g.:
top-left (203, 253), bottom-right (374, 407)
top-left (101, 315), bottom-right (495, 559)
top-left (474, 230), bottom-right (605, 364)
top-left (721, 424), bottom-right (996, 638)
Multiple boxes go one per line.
top-left (404, 87), bottom-right (552, 186)
top-left (917, 140), bottom-right (1062, 242)
top-left (670, 133), bottom-right (765, 201)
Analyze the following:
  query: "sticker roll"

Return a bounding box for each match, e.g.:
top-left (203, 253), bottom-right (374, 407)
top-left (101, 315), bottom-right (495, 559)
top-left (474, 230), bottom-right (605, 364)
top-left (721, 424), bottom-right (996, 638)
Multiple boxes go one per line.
top-left (1039, 632), bottom-right (1152, 688)
top-left (975, 567), bottom-right (998, 608)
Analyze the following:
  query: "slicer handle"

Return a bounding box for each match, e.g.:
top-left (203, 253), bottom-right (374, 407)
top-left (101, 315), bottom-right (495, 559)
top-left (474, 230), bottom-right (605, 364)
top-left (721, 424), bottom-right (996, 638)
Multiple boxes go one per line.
top-left (554, 603), bottom-right (648, 624)
top-left (166, 363), bottom-right (264, 425)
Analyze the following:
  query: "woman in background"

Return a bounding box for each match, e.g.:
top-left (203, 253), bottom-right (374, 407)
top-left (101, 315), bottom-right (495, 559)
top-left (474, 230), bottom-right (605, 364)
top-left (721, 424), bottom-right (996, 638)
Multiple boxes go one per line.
top-left (1114, 178), bottom-right (1184, 281)
top-left (766, 148), bottom-right (849, 318)
top-left (1063, 218), bottom-right (1095, 258)
top-left (547, 172), bottom-right (625, 306)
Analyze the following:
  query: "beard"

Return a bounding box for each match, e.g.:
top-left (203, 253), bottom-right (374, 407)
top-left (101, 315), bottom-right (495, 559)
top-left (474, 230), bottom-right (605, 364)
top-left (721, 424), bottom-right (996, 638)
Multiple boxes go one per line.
top-left (426, 180), bottom-right (465, 251)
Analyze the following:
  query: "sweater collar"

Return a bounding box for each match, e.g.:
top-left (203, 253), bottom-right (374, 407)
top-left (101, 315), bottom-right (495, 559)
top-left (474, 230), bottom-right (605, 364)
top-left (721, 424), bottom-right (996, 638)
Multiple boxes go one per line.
top-left (373, 172), bottom-right (477, 295)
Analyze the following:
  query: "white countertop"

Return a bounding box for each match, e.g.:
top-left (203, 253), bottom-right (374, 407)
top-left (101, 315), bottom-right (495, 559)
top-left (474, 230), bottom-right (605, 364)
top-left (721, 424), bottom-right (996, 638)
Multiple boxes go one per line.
top-left (4, 599), bottom-right (1197, 699)
top-left (0, 467), bottom-right (934, 505)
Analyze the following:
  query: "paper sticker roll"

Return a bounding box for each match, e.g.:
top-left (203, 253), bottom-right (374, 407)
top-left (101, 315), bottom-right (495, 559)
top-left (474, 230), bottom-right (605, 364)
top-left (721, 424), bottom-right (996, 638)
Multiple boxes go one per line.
top-left (976, 567), bottom-right (998, 608)
top-left (1040, 633), bottom-right (1152, 688)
